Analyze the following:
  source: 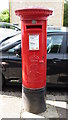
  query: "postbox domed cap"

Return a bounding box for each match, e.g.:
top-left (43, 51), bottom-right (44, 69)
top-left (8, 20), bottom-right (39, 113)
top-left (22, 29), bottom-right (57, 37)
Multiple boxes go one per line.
top-left (15, 8), bottom-right (53, 20)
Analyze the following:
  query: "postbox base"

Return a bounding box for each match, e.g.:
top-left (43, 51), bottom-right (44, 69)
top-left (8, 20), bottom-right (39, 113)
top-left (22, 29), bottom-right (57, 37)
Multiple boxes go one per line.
top-left (22, 86), bottom-right (46, 114)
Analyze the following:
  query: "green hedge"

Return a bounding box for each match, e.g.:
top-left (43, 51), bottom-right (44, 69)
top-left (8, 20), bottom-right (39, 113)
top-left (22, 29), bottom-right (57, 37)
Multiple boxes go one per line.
top-left (0, 9), bottom-right (9, 23)
top-left (63, 1), bottom-right (68, 27)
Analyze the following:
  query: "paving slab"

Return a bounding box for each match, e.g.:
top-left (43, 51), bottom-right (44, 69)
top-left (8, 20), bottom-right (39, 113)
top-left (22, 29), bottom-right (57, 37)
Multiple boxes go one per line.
top-left (21, 111), bottom-right (44, 118)
top-left (0, 95), bottom-right (21, 119)
top-left (38, 104), bottom-right (59, 118)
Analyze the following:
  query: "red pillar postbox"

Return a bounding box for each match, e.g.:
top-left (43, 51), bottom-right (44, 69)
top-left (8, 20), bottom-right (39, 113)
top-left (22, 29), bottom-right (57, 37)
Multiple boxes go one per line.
top-left (15, 8), bottom-right (52, 113)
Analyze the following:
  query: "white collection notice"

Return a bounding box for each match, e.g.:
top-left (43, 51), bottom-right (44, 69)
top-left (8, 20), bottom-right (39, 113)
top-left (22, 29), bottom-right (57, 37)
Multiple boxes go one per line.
top-left (29, 34), bottom-right (39, 50)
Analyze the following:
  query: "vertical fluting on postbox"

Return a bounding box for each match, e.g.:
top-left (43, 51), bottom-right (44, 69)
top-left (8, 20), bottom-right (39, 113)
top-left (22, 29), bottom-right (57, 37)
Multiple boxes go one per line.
top-left (15, 8), bottom-right (53, 113)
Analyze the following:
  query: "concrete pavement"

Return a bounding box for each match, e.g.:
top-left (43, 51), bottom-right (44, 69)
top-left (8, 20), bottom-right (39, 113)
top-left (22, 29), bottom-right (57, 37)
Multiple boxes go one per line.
top-left (0, 86), bottom-right (68, 119)
top-left (0, 90), bottom-right (68, 119)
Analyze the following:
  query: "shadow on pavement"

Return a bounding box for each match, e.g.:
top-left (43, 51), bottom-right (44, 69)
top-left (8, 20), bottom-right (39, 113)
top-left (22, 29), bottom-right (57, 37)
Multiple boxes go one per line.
top-left (2, 83), bottom-right (22, 98)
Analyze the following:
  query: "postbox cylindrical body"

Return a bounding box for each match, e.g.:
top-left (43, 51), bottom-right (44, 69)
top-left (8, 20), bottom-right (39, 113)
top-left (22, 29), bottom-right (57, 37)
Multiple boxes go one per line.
top-left (15, 8), bottom-right (52, 113)
top-left (21, 20), bottom-right (47, 89)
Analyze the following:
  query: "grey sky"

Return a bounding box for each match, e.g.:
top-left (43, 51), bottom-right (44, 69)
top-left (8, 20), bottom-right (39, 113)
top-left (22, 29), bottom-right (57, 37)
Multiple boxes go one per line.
top-left (0, 0), bottom-right (9, 12)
